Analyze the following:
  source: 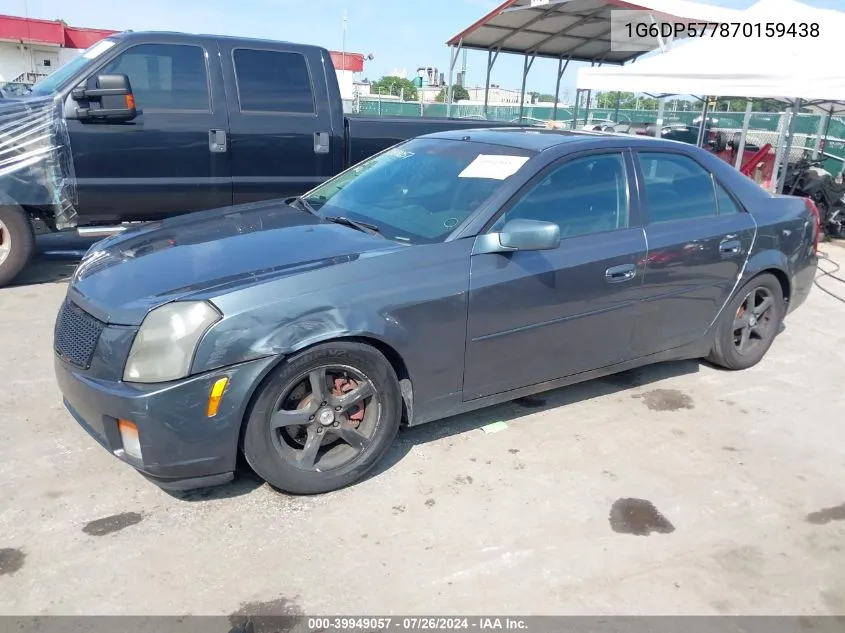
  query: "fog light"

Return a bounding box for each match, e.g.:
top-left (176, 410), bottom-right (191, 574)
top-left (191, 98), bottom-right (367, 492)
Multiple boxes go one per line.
top-left (118, 419), bottom-right (142, 460)
top-left (207, 377), bottom-right (229, 418)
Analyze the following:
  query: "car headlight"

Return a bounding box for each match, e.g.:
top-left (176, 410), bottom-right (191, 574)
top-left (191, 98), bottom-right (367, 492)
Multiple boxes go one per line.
top-left (123, 301), bottom-right (221, 383)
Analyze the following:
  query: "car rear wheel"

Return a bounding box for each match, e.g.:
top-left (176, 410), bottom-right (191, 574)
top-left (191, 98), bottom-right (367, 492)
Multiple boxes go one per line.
top-left (243, 341), bottom-right (402, 495)
top-left (706, 273), bottom-right (784, 370)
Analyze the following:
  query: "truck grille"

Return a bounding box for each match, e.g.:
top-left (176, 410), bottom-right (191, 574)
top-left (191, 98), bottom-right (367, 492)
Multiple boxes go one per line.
top-left (54, 300), bottom-right (105, 369)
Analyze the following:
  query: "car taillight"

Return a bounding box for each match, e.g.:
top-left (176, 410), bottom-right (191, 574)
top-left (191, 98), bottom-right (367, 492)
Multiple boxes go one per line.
top-left (804, 198), bottom-right (821, 254)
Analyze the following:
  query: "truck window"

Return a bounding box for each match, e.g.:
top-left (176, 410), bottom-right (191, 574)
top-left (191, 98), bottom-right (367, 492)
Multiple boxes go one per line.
top-left (232, 49), bottom-right (316, 114)
top-left (99, 43), bottom-right (210, 112)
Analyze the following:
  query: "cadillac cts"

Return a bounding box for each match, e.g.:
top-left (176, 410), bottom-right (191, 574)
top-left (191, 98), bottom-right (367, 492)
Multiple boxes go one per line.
top-left (53, 129), bottom-right (819, 494)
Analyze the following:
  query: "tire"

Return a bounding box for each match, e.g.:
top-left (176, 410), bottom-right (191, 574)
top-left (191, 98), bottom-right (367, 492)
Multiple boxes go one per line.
top-left (243, 341), bottom-right (402, 495)
top-left (706, 273), bottom-right (785, 370)
top-left (0, 203), bottom-right (35, 287)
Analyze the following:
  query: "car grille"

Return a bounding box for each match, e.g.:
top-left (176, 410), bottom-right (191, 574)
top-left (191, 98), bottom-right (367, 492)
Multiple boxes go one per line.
top-left (54, 300), bottom-right (106, 369)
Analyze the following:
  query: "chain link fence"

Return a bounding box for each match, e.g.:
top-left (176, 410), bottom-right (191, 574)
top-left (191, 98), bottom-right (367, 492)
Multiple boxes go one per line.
top-left (353, 95), bottom-right (845, 184)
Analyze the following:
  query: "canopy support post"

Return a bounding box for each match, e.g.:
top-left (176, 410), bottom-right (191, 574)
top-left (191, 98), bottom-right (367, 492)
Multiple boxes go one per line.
top-left (696, 97), bottom-right (710, 147)
top-left (771, 100), bottom-right (800, 194)
top-left (582, 61), bottom-right (602, 126)
top-left (734, 100), bottom-right (753, 170)
top-left (483, 48), bottom-right (499, 119)
top-left (654, 96), bottom-right (665, 137)
top-left (776, 99), bottom-right (802, 193)
top-left (446, 39), bottom-right (462, 118)
top-left (571, 90), bottom-right (580, 129)
top-left (613, 92), bottom-right (621, 123)
top-left (552, 55), bottom-right (570, 122)
top-left (517, 52), bottom-right (536, 123)
top-left (812, 109), bottom-right (830, 160)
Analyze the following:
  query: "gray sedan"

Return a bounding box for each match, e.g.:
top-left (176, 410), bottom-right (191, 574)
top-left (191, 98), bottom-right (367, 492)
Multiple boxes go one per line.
top-left (53, 129), bottom-right (819, 494)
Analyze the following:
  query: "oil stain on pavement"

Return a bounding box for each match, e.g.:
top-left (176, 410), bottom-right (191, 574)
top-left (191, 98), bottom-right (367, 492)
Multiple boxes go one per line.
top-left (806, 503), bottom-right (845, 525)
top-left (634, 389), bottom-right (695, 412)
top-left (228, 597), bottom-right (305, 633)
top-left (82, 511), bottom-right (144, 536)
top-left (609, 498), bottom-right (676, 536)
top-left (0, 548), bottom-right (25, 576)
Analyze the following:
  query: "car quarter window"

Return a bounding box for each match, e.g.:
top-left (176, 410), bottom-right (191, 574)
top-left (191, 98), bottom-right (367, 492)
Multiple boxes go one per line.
top-left (233, 49), bottom-right (316, 114)
top-left (491, 153), bottom-right (629, 238)
top-left (99, 43), bottom-right (209, 111)
top-left (636, 152), bottom-right (730, 222)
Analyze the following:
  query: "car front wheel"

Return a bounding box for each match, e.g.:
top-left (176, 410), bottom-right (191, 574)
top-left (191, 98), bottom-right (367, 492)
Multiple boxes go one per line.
top-left (707, 273), bottom-right (784, 370)
top-left (243, 341), bottom-right (402, 495)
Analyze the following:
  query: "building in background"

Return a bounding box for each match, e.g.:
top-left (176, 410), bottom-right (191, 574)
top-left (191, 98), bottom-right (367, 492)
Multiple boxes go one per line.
top-left (465, 84), bottom-right (523, 104)
top-left (0, 14), bottom-right (114, 87)
top-left (0, 13), bottom-right (368, 99)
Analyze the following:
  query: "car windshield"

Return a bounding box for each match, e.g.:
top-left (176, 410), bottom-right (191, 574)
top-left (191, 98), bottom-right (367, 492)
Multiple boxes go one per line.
top-left (29, 39), bottom-right (117, 97)
top-left (302, 137), bottom-right (534, 244)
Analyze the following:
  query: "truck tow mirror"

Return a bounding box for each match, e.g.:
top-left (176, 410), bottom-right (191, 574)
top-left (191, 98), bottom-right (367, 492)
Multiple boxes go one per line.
top-left (71, 73), bottom-right (139, 122)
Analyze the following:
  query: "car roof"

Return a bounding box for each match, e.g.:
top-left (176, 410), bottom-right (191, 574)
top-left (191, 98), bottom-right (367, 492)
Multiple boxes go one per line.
top-left (422, 127), bottom-right (691, 153)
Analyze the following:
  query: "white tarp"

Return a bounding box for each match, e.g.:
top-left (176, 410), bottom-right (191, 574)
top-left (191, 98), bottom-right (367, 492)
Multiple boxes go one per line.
top-left (576, 0), bottom-right (845, 104)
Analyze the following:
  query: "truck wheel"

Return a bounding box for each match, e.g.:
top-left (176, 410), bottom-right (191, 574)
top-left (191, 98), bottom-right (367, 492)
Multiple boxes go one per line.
top-left (706, 273), bottom-right (784, 371)
top-left (243, 341), bottom-right (402, 495)
top-left (0, 204), bottom-right (35, 287)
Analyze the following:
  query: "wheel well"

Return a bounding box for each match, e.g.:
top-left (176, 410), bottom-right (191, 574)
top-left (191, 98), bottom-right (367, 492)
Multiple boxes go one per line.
top-left (238, 335), bottom-right (414, 451)
top-left (760, 267), bottom-right (791, 304)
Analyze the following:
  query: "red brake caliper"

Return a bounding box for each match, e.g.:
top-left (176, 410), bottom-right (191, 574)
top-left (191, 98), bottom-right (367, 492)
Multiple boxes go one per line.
top-left (333, 377), bottom-right (365, 428)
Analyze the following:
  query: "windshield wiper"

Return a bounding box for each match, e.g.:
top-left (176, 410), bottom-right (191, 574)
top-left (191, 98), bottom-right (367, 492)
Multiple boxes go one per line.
top-left (323, 215), bottom-right (382, 236)
top-left (286, 196), bottom-right (319, 216)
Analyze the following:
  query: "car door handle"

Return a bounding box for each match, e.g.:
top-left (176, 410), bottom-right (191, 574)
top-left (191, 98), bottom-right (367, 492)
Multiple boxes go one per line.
top-left (208, 129), bottom-right (227, 153)
top-left (606, 263), bottom-right (636, 283)
top-left (719, 239), bottom-right (742, 255)
top-left (314, 132), bottom-right (330, 155)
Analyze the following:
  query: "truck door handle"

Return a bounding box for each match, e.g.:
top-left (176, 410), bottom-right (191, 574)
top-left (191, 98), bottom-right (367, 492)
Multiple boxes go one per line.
top-left (209, 129), bottom-right (227, 153)
top-left (605, 263), bottom-right (636, 283)
top-left (719, 239), bottom-right (742, 255)
top-left (314, 132), bottom-right (330, 155)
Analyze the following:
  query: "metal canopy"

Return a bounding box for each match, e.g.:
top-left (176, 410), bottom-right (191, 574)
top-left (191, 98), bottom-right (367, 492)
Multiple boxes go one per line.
top-left (446, 0), bottom-right (733, 65)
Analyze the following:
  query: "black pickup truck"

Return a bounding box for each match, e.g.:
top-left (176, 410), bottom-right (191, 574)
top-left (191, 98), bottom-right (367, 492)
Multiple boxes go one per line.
top-left (0, 31), bottom-right (509, 286)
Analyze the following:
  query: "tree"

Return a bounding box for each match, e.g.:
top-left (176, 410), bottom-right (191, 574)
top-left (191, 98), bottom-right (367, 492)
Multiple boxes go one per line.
top-left (435, 84), bottom-right (470, 103)
top-left (370, 76), bottom-right (418, 101)
top-left (536, 93), bottom-right (557, 103)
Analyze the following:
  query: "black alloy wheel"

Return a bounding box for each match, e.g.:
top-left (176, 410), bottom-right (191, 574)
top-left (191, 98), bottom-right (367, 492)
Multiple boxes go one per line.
top-left (243, 342), bottom-right (402, 494)
top-left (706, 273), bottom-right (784, 371)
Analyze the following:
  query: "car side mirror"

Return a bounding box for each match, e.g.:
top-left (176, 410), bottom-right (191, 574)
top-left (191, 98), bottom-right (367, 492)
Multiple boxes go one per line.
top-left (71, 73), bottom-right (138, 121)
top-left (472, 218), bottom-right (561, 255)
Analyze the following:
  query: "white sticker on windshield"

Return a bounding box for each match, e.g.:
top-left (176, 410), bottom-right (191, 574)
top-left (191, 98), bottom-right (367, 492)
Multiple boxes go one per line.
top-left (386, 147), bottom-right (415, 160)
top-left (83, 39), bottom-right (116, 59)
top-left (459, 154), bottom-right (529, 180)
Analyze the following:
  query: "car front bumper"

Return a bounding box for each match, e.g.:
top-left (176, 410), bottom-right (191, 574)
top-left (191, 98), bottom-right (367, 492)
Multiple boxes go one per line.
top-left (54, 354), bottom-right (278, 491)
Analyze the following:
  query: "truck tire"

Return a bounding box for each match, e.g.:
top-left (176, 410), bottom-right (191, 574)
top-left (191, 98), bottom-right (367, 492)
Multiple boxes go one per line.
top-left (0, 203), bottom-right (35, 287)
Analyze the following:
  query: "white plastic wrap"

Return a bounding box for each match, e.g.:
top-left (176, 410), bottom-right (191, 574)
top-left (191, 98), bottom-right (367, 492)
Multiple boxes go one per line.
top-left (0, 95), bottom-right (78, 229)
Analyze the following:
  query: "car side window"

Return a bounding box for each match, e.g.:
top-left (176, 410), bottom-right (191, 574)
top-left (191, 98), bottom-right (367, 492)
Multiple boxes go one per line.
top-left (637, 152), bottom-right (719, 222)
top-left (714, 180), bottom-right (740, 215)
top-left (233, 49), bottom-right (316, 114)
top-left (99, 44), bottom-right (209, 111)
top-left (491, 153), bottom-right (629, 238)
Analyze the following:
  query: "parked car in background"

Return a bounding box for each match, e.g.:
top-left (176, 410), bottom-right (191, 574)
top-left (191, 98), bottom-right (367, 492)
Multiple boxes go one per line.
top-left (53, 129), bottom-right (819, 495)
top-left (0, 31), bottom-right (517, 286)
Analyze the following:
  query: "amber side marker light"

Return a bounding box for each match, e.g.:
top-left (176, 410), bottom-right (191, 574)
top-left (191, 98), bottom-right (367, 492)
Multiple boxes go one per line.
top-left (117, 419), bottom-right (142, 460)
top-left (207, 377), bottom-right (230, 417)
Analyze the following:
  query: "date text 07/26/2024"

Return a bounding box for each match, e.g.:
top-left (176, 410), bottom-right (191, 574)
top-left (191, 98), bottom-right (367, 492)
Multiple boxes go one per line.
top-left (306, 617), bottom-right (528, 631)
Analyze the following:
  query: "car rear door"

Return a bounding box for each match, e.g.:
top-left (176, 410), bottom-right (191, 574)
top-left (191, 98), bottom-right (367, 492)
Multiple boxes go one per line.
top-left (65, 35), bottom-right (232, 222)
top-left (462, 149), bottom-right (649, 401)
top-left (629, 149), bottom-right (756, 357)
top-left (217, 41), bottom-right (340, 204)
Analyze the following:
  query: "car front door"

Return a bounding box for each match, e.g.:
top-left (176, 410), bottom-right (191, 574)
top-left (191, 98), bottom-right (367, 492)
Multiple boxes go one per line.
top-left (462, 150), bottom-right (649, 402)
top-left (629, 150), bottom-right (756, 357)
top-left (217, 44), bottom-right (339, 204)
top-left (65, 38), bottom-right (232, 223)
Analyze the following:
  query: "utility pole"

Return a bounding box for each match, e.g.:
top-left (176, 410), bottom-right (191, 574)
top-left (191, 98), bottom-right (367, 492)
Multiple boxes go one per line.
top-left (342, 8), bottom-right (347, 76)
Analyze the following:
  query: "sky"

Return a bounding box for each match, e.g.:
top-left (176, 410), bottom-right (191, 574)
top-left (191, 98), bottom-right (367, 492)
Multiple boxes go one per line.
top-left (0, 0), bottom-right (841, 97)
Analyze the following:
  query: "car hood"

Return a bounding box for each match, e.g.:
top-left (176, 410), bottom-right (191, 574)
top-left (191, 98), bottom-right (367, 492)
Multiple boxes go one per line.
top-left (67, 200), bottom-right (400, 326)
